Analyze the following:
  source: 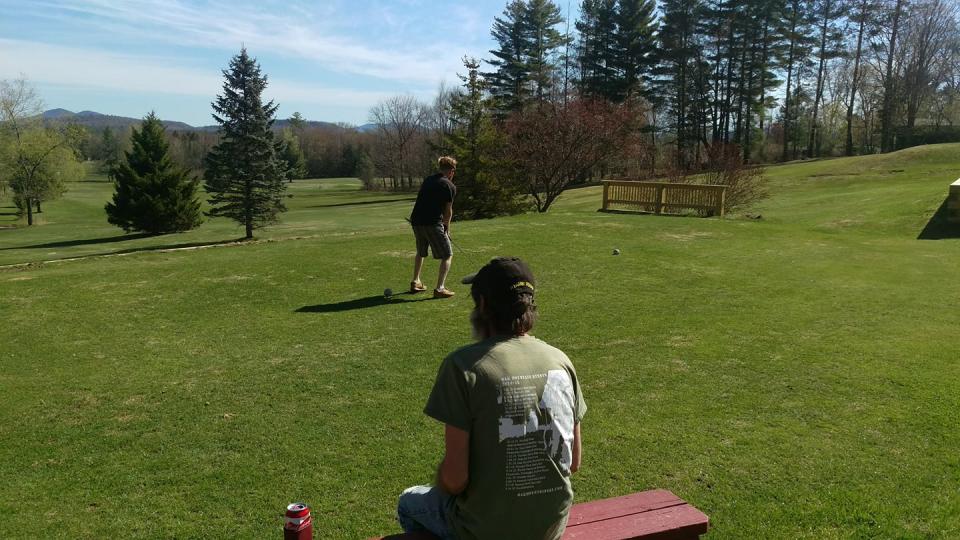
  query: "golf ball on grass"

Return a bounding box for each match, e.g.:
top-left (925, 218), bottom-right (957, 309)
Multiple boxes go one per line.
top-left (384, 288), bottom-right (393, 298)
top-left (613, 248), bottom-right (621, 255)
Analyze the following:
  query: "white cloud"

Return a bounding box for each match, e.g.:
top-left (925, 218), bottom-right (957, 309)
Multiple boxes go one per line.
top-left (0, 38), bottom-right (396, 107)
top-left (19, 0), bottom-right (479, 85)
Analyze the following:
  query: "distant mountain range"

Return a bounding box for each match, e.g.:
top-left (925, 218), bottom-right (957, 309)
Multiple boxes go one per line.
top-left (41, 109), bottom-right (377, 133)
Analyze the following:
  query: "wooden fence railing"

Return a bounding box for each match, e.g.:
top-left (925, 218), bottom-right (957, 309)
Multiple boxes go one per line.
top-left (601, 181), bottom-right (728, 217)
top-left (949, 179), bottom-right (960, 224)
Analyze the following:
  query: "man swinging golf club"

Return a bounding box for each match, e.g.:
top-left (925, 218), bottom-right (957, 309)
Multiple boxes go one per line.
top-left (396, 257), bottom-right (586, 539)
top-left (409, 156), bottom-right (457, 298)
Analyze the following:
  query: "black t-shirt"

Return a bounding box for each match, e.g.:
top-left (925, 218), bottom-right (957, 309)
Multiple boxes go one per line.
top-left (410, 173), bottom-right (456, 226)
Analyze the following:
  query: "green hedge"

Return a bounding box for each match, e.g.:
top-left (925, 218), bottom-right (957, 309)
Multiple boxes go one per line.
top-left (894, 125), bottom-right (960, 150)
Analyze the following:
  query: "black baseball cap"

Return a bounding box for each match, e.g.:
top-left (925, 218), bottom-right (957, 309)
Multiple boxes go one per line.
top-left (461, 257), bottom-right (536, 303)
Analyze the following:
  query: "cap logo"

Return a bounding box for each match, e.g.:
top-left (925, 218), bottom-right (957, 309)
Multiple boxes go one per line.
top-left (511, 281), bottom-right (535, 292)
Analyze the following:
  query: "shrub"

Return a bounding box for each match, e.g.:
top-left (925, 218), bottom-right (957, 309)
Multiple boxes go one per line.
top-left (700, 143), bottom-right (767, 211)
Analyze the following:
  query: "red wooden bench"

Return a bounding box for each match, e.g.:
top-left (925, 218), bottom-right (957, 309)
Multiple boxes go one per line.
top-left (372, 489), bottom-right (708, 540)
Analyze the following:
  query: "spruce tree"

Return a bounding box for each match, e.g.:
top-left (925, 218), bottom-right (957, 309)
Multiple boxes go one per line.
top-left (105, 113), bottom-right (202, 234)
top-left (446, 57), bottom-right (525, 219)
top-left (654, 0), bottom-right (707, 168)
top-left (204, 48), bottom-right (287, 239)
top-left (277, 129), bottom-right (307, 182)
top-left (487, 0), bottom-right (568, 112)
top-left (576, 0), bottom-right (619, 100)
top-left (613, 0), bottom-right (659, 101)
top-left (524, 0), bottom-right (568, 100)
top-left (487, 1), bottom-right (531, 112)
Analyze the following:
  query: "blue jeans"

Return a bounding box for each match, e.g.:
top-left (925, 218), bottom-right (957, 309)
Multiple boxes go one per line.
top-left (397, 485), bottom-right (456, 539)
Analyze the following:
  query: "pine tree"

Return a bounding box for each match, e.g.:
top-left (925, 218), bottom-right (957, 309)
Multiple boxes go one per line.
top-left (779, 0), bottom-right (817, 161)
top-left (277, 129), bottom-right (307, 182)
top-left (846, 0), bottom-right (875, 155)
top-left (446, 57), bottom-right (525, 219)
top-left (525, 0), bottom-right (568, 100)
top-left (612, 0), bottom-right (659, 101)
top-left (105, 113), bottom-right (203, 234)
top-left (576, 0), bottom-right (619, 100)
top-left (805, 0), bottom-right (847, 158)
top-left (487, 0), bottom-right (568, 112)
top-left (204, 48), bottom-right (287, 239)
top-left (487, 1), bottom-right (533, 112)
top-left (655, 0), bottom-right (708, 167)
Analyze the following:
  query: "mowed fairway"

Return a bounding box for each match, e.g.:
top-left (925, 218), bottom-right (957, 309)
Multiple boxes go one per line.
top-left (2, 145), bottom-right (959, 538)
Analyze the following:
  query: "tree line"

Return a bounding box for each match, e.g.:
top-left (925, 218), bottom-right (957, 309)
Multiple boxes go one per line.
top-left (1, 50), bottom-right (300, 237)
top-left (65, 115), bottom-right (366, 183)
top-left (3, 0), bottom-right (957, 226)
top-left (362, 0), bottom-right (959, 215)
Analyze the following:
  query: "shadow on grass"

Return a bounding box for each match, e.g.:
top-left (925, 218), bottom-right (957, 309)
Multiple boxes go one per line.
top-left (308, 197), bottom-right (415, 209)
top-left (1, 232), bottom-right (154, 250)
top-left (918, 198), bottom-right (960, 240)
top-left (0, 238), bottom-right (248, 266)
top-left (296, 292), bottom-right (438, 313)
top-left (597, 208), bottom-right (707, 218)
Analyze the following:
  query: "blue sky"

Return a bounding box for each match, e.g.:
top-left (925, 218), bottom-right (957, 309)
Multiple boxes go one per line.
top-left (0, 0), bottom-right (573, 126)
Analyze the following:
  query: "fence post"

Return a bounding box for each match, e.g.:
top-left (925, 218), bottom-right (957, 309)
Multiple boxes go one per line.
top-left (657, 184), bottom-right (666, 214)
top-left (602, 181), bottom-right (610, 211)
top-left (719, 187), bottom-right (726, 217)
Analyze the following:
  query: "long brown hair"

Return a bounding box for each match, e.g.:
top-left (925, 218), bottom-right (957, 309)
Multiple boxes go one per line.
top-left (472, 290), bottom-right (538, 336)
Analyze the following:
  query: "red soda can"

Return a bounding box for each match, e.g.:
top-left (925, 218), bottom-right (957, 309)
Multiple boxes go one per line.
top-left (284, 502), bottom-right (313, 540)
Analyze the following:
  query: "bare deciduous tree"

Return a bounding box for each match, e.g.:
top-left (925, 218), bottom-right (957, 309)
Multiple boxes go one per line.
top-left (369, 94), bottom-right (429, 189)
top-left (505, 98), bottom-right (644, 212)
top-left (901, 0), bottom-right (960, 127)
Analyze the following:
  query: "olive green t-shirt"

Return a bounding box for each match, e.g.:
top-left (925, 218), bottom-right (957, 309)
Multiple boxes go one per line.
top-left (425, 335), bottom-right (587, 540)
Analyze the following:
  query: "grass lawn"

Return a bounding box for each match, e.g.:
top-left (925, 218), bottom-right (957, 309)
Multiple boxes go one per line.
top-left (1, 145), bottom-right (959, 538)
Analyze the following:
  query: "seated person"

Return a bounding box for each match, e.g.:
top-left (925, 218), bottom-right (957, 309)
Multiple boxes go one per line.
top-left (397, 257), bottom-right (587, 540)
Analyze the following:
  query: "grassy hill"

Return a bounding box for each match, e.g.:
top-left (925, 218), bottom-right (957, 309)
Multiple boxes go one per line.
top-left (1, 145), bottom-right (958, 538)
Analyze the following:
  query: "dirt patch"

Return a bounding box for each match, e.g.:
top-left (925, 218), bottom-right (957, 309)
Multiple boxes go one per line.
top-left (575, 221), bottom-right (627, 229)
top-left (203, 275), bottom-right (253, 282)
top-left (379, 250), bottom-right (414, 258)
top-left (660, 231), bottom-right (716, 242)
top-left (822, 219), bottom-right (863, 229)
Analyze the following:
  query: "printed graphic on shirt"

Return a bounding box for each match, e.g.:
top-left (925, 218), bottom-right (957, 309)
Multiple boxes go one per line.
top-left (497, 370), bottom-right (576, 495)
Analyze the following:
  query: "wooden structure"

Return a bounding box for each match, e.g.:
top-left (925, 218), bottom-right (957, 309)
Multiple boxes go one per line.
top-left (602, 181), bottom-right (727, 217)
top-left (563, 489), bottom-right (709, 539)
top-left (371, 489), bottom-right (709, 540)
top-left (949, 178), bottom-right (960, 224)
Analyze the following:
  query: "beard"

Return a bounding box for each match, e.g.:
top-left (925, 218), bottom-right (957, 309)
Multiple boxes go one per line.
top-left (470, 306), bottom-right (490, 341)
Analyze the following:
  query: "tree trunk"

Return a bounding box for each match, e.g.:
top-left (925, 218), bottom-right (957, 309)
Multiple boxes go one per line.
top-left (807, 0), bottom-right (831, 159)
top-left (677, 52), bottom-right (688, 168)
top-left (759, 21), bottom-right (770, 133)
top-left (709, 1), bottom-right (726, 143)
top-left (722, 19), bottom-right (737, 144)
top-left (793, 82), bottom-right (802, 160)
top-left (743, 46), bottom-right (756, 163)
top-left (650, 108), bottom-right (657, 176)
top-left (881, 0), bottom-right (906, 152)
top-left (735, 45), bottom-right (748, 145)
top-left (35, 200), bottom-right (42, 213)
top-left (846, 0), bottom-right (868, 156)
top-left (782, 50), bottom-right (795, 160)
top-left (26, 197), bottom-right (34, 226)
